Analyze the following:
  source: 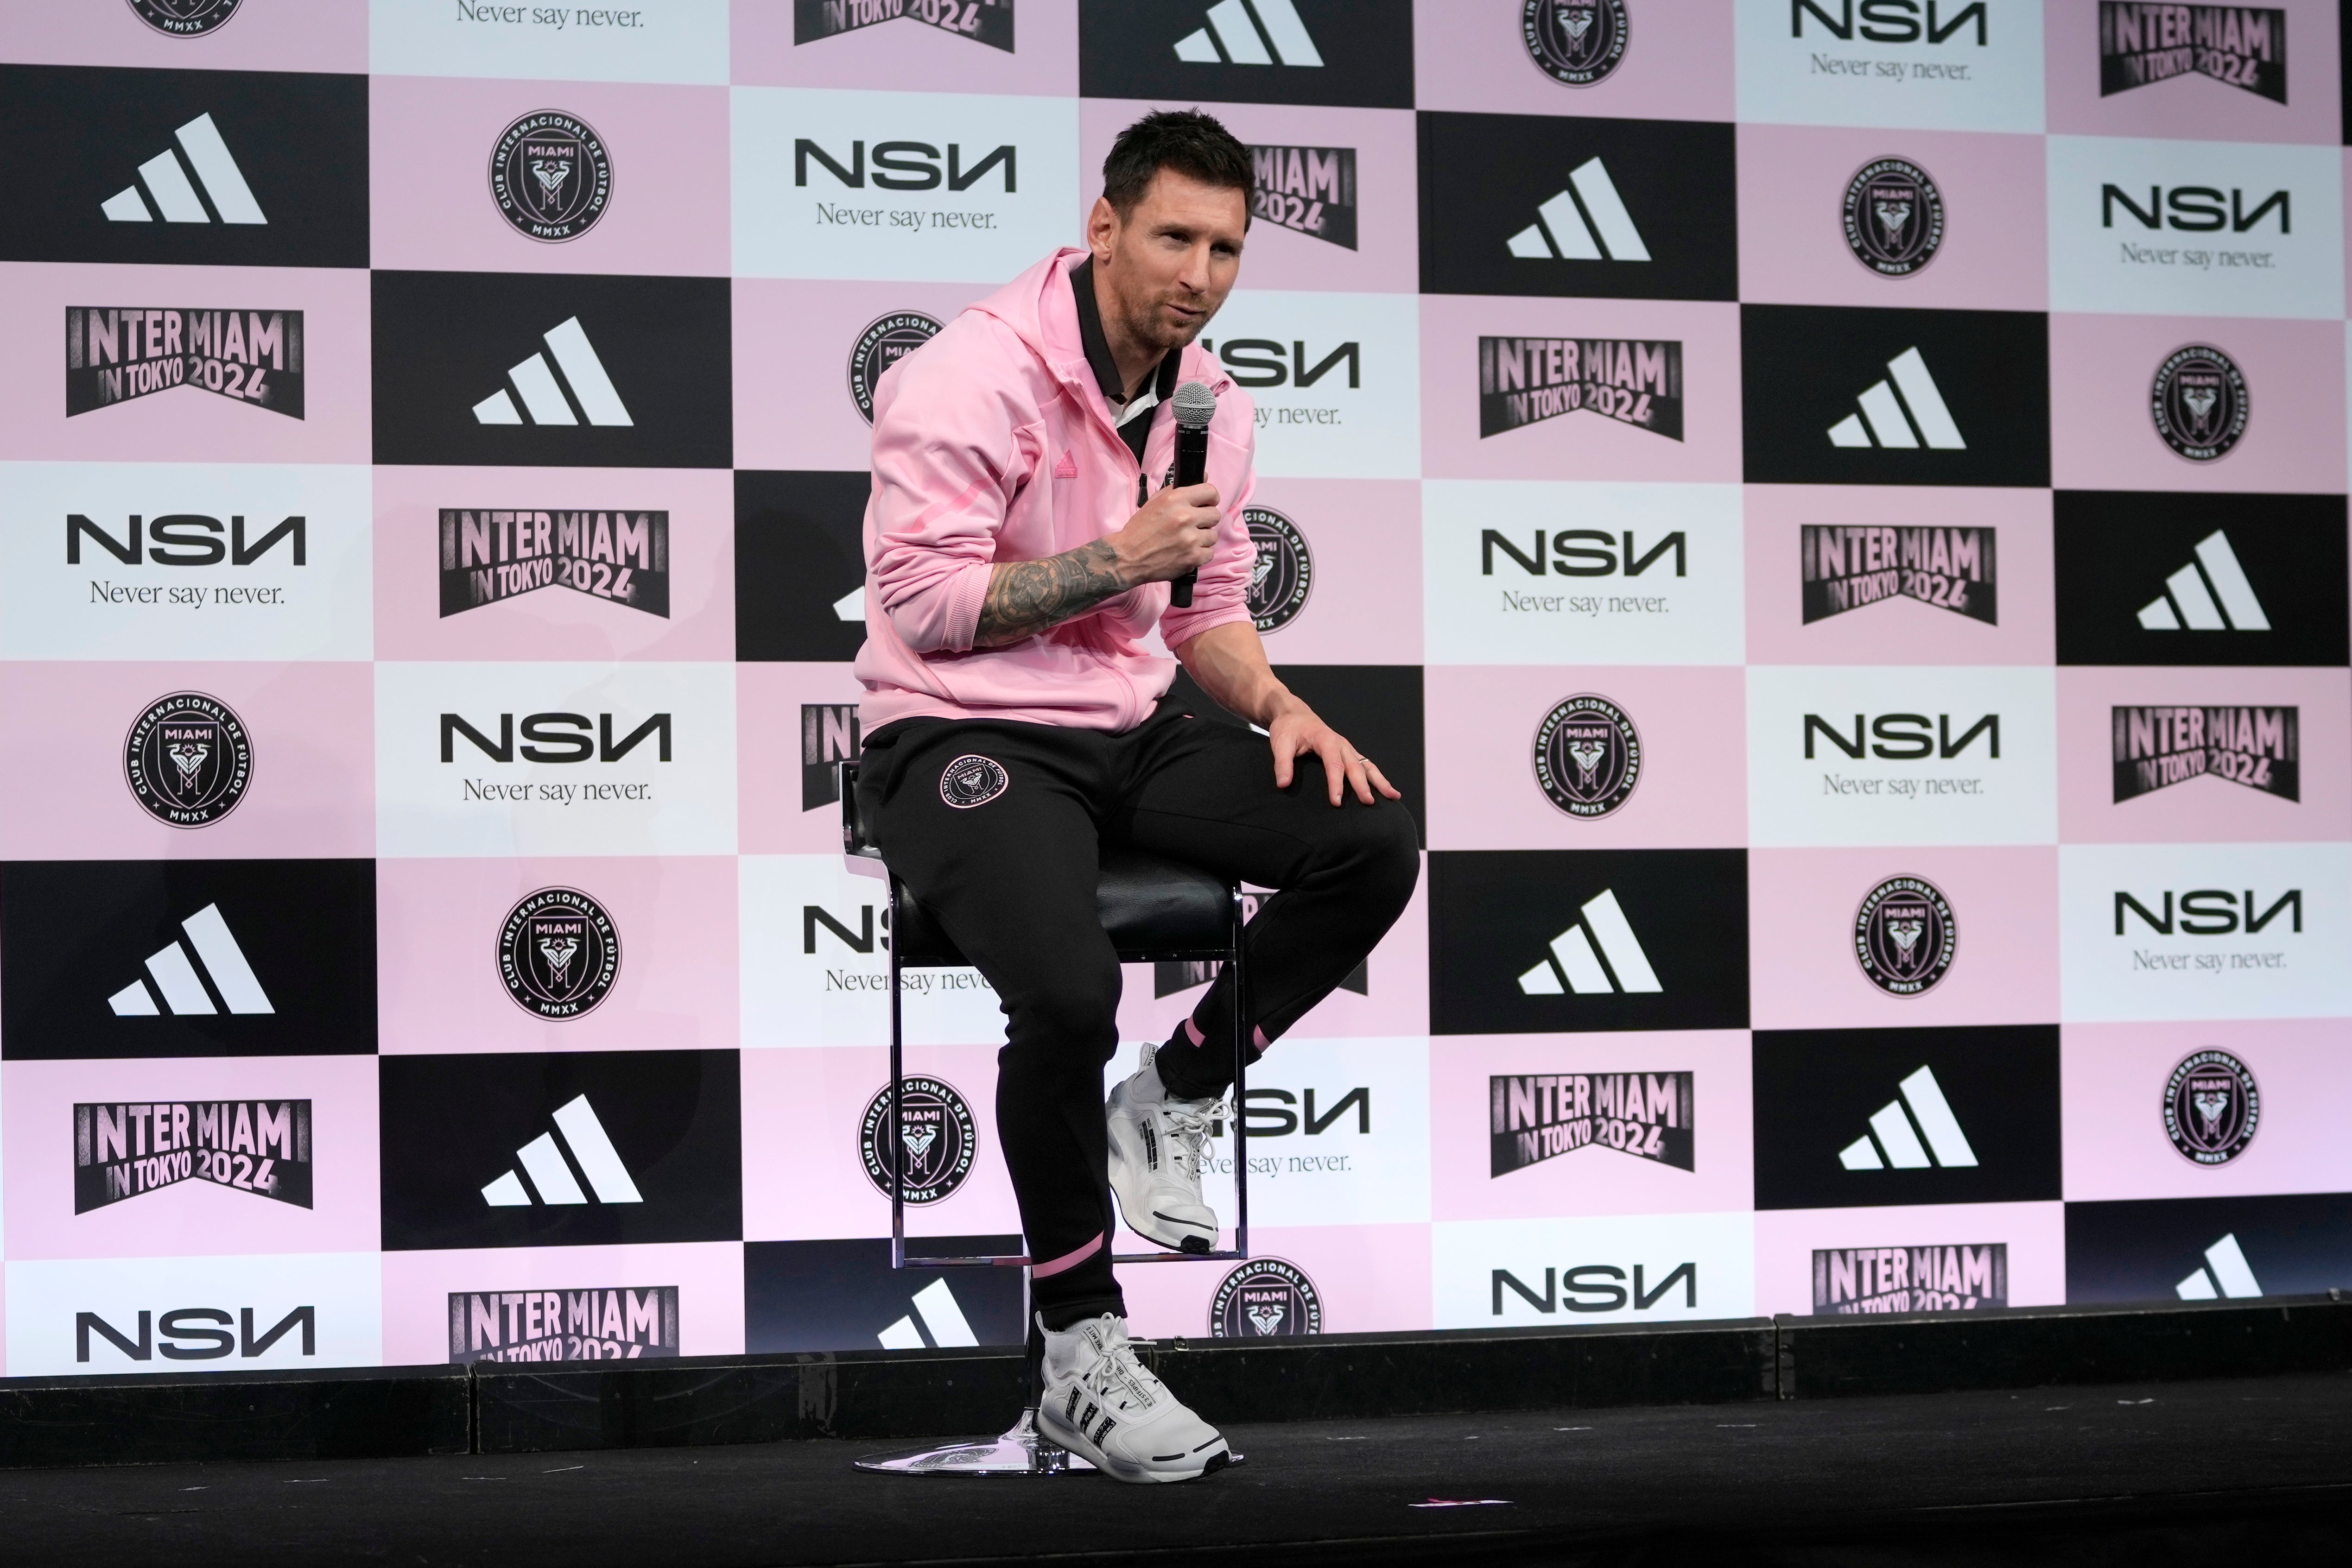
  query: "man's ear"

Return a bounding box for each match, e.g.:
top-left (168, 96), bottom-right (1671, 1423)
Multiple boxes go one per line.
top-left (1086, 196), bottom-right (1121, 263)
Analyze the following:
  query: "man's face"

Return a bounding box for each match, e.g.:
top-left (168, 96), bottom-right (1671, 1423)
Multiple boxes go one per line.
top-left (1089, 170), bottom-right (1248, 356)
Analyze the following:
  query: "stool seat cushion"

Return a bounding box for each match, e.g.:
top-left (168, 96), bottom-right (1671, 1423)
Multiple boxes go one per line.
top-left (892, 846), bottom-right (1233, 967)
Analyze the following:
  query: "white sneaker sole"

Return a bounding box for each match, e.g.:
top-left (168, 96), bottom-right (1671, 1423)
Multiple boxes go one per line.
top-left (1037, 1401), bottom-right (1233, 1485)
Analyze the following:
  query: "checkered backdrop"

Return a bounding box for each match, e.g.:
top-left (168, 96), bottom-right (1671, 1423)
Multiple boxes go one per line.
top-left (0, 0), bottom-right (2347, 1378)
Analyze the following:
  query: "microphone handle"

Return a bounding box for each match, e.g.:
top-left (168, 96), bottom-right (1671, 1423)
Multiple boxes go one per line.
top-left (1169, 424), bottom-right (1210, 609)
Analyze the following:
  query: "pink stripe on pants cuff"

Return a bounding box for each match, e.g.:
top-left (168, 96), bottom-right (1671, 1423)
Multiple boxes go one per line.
top-left (1031, 1232), bottom-right (1104, 1278)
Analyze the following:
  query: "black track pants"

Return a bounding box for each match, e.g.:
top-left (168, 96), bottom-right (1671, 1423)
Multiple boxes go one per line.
top-left (856, 701), bottom-right (1420, 1328)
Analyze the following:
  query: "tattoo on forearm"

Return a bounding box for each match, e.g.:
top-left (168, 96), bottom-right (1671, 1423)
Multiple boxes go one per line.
top-left (973, 539), bottom-right (1131, 646)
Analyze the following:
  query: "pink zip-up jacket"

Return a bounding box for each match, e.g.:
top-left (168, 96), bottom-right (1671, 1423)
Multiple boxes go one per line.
top-left (852, 247), bottom-right (1258, 733)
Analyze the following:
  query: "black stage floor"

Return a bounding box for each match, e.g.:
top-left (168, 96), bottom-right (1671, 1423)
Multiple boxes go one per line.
top-left (5, 1372), bottom-right (2346, 1567)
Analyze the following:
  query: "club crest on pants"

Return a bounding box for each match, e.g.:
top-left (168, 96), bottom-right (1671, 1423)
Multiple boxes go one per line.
top-left (124, 692), bottom-right (253, 828)
top-left (939, 754), bottom-right (1009, 809)
top-left (2163, 1049), bottom-right (2258, 1166)
top-left (1853, 875), bottom-right (1957, 998)
top-left (860, 1077), bottom-right (976, 1205)
top-left (1533, 694), bottom-right (1641, 819)
top-left (1210, 1258), bottom-right (1322, 1339)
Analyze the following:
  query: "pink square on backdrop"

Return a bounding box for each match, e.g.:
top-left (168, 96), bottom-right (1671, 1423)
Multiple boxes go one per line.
top-left (731, 0), bottom-right (1077, 93)
top-left (1751, 1201), bottom-right (2066, 1317)
top-left (1748, 846), bottom-right (2060, 1031)
top-left (368, 77), bottom-right (730, 277)
top-left (2048, 313), bottom-right (2347, 493)
top-left (1078, 99), bottom-right (1419, 295)
top-left (733, 278), bottom-right (997, 472)
top-left (739, 1044), bottom-right (1022, 1243)
top-left (372, 466), bottom-right (736, 662)
top-left (1743, 486), bottom-right (2055, 666)
top-left (0, 0), bottom-right (366, 71)
top-left (2044, 0), bottom-right (2339, 145)
top-left (1414, 0), bottom-right (1734, 122)
top-left (376, 855), bottom-right (739, 1055)
top-left (739, 662), bottom-right (869, 855)
top-left (2061, 1019), bottom-right (2352, 1202)
top-left (2055, 666), bottom-right (2351, 844)
top-left (379, 1241), bottom-right (747, 1365)
top-left (1242, 479), bottom-right (1423, 664)
top-left (1422, 665), bottom-right (1748, 850)
top-left (1736, 124), bottom-right (2048, 311)
top-left (1419, 296), bottom-right (1742, 481)
top-left (1428, 1031), bottom-right (1753, 1223)
top-left (0, 263), bottom-right (369, 464)
top-left (1115, 860), bottom-right (1428, 1044)
top-left (1117, 1222), bottom-right (1433, 1340)
top-left (0, 662), bottom-right (372, 860)
top-left (2, 1055), bottom-right (380, 1260)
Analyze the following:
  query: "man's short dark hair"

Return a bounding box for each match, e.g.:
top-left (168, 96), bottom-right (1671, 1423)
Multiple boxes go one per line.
top-left (1101, 109), bottom-right (1253, 221)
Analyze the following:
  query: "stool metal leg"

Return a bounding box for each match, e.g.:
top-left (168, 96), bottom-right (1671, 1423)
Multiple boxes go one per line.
top-left (852, 1270), bottom-right (1096, 1476)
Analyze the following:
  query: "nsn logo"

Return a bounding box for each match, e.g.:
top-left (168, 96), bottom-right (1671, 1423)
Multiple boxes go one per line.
top-left (1790, 0), bottom-right (1987, 44)
top-left (2114, 886), bottom-right (2299, 936)
top-left (1804, 712), bottom-right (1998, 760)
top-left (1482, 528), bottom-right (1684, 580)
top-left (2102, 184), bottom-right (2288, 234)
top-left (77, 1305), bottom-right (313, 1364)
top-left (1491, 1260), bottom-right (1696, 1316)
top-left (68, 513), bottom-right (303, 569)
top-left (1198, 337), bottom-right (1357, 390)
top-left (440, 712), bottom-right (672, 764)
top-left (792, 138), bottom-right (1016, 193)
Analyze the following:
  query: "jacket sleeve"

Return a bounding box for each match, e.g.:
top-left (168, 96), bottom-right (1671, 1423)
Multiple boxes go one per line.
top-left (864, 319), bottom-right (1038, 656)
top-left (1155, 395), bottom-right (1258, 650)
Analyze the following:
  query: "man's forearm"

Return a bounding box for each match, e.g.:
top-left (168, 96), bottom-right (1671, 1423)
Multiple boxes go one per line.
top-left (972, 539), bottom-right (1132, 648)
top-left (1173, 621), bottom-right (1299, 727)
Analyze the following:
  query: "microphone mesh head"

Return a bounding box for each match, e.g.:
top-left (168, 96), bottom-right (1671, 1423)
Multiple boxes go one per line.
top-left (1173, 379), bottom-right (1217, 430)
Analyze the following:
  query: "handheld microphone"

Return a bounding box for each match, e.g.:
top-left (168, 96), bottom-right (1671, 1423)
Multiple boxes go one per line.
top-left (1168, 379), bottom-right (1216, 609)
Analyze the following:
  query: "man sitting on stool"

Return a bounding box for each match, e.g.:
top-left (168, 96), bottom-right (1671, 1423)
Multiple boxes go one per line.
top-left (850, 110), bottom-right (1419, 1484)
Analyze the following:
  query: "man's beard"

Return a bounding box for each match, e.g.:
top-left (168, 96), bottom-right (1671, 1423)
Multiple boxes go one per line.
top-left (1118, 294), bottom-right (1210, 357)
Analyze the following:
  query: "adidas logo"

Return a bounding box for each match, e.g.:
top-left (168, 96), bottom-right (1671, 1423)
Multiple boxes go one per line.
top-left (2174, 1232), bottom-right (2262, 1300)
top-left (1826, 349), bottom-right (1966, 450)
top-left (875, 1278), bottom-right (979, 1351)
top-left (1174, 0), bottom-right (1323, 65)
top-left (2136, 530), bottom-right (2270, 632)
top-left (479, 1094), bottom-right (644, 1207)
top-left (107, 904), bottom-right (274, 1018)
top-left (471, 318), bottom-right (634, 428)
top-left (1516, 890), bottom-right (1661, 996)
top-left (1506, 159), bottom-right (1650, 263)
top-left (833, 587), bottom-right (865, 622)
top-left (101, 113), bottom-right (266, 226)
top-left (1836, 1066), bottom-right (1978, 1171)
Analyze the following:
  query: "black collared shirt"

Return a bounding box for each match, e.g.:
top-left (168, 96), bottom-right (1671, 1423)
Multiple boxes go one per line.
top-left (1070, 256), bottom-right (1179, 467)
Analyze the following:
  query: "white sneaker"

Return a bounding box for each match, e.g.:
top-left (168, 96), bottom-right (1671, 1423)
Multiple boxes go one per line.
top-left (1036, 1314), bottom-right (1232, 1484)
top-left (1106, 1044), bottom-right (1222, 1253)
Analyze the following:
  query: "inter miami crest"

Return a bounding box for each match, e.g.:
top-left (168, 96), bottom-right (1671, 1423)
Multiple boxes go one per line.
top-left (1522, 0), bottom-right (1629, 86)
top-left (1245, 507), bottom-right (1313, 633)
top-left (127, 0), bottom-right (243, 35)
top-left (2163, 1049), bottom-right (2259, 1166)
top-left (2112, 705), bottom-right (2297, 803)
top-left (849, 312), bottom-right (944, 424)
top-left (939, 754), bottom-right (1010, 809)
top-left (1842, 159), bottom-right (1944, 278)
top-left (1210, 1258), bottom-right (1322, 1339)
top-left (1532, 695), bottom-right (1641, 819)
top-left (860, 1076), bottom-right (978, 1206)
top-left (124, 692), bottom-right (252, 829)
top-left (1853, 875), bottom-right (1957, 998)
top-left (2150, 345), bottom-right (2248, 463)
top-left (1490, 1071), bottom-right (1693, 1178)
top-left (2100, 4), bottom-right (2285, 102)
top-left (489, 111), bottom-right (613, 244)
top-left (497, 887), bottom-right (621, 1021)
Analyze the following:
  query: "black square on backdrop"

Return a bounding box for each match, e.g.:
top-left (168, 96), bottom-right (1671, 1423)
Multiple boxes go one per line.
top-left (0, 860), bottom-right (376, 1060)
top-left (379, 1050), bottom-right (742, 1251)
top-left (735, 469), bottom-right (873, 662)
top-left (0, 64), bottom-right (368, 268)
top-left (1751, 1026), bottom-right (2062, 1211)
top-left (372, 271), bottom-right (732, 469)
top-left (1417, 112), bottom-right (1738, 302)
top-left (1166, 663), bottom-right (1426, 846)
top-left (1741, 305), bottom-right (2050, 488)
top-left (744, 1237), bottom-right (1026, 1353)
top-left (1079, 0), bottom-right (1414, 108)
top-left (1429, 849), bottom-right (1749, 1035)
top-left (2065, 1192), bottom-right (2352, 1305)
top-left (2054, 491), bottom-right (2349, 666)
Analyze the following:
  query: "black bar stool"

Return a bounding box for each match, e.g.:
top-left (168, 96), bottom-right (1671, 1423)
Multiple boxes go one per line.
top-left (836, 759), bottom-right (1252, 1476)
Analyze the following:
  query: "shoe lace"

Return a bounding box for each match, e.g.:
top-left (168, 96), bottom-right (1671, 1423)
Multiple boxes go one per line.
top-left (1159, 1099), bottom-right (1225, 1179)
top-left (1079, 1330), bottom-right (1164, 1416)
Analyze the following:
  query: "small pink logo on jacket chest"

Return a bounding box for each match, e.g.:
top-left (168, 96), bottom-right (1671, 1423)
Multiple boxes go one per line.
top-left (1052, 449), bottom-right (1078, 480)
